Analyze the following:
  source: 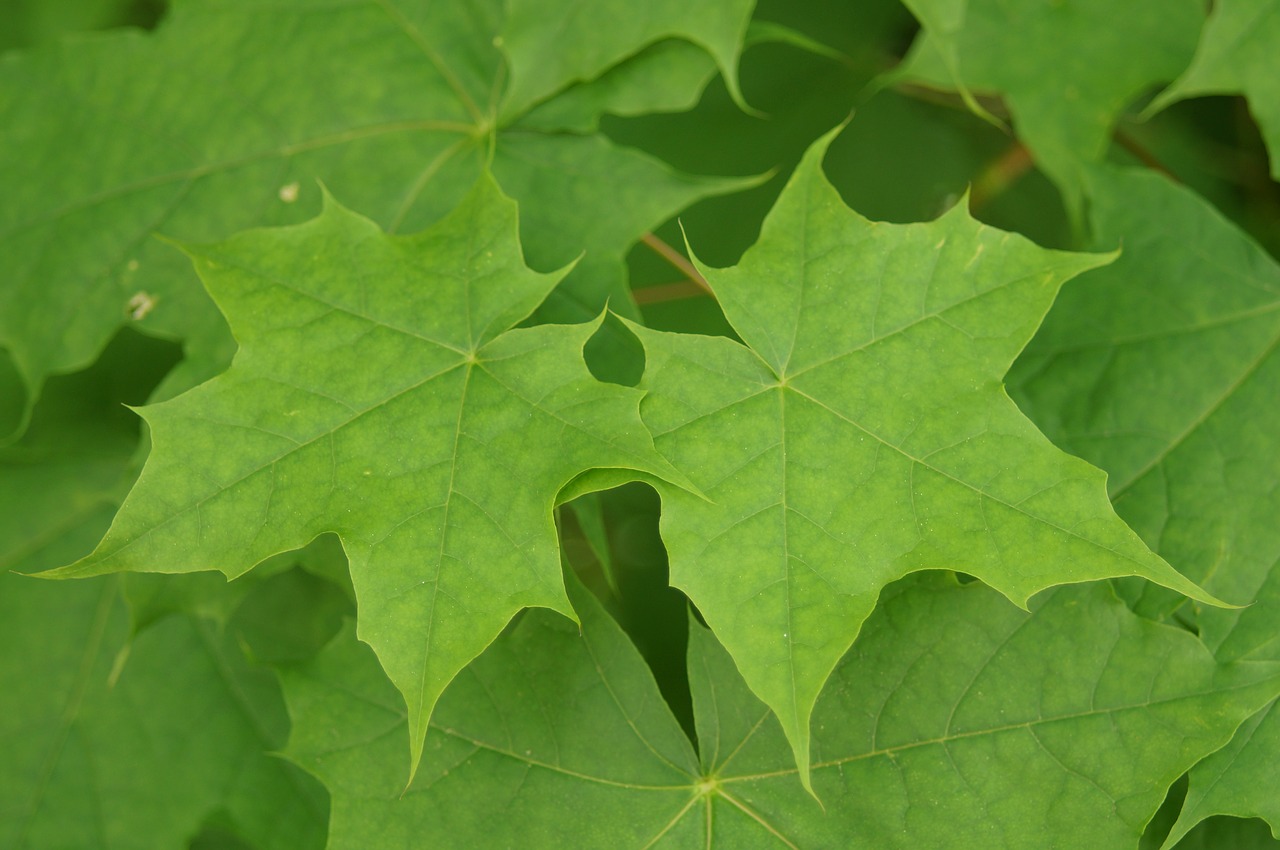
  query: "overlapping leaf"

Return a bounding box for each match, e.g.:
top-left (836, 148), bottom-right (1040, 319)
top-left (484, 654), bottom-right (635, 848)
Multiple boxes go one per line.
top-left (51, 174), bottom-right (689, 779)
top-left (0, 572), bottom-right (326, 850)
top-left (894, 0), bottom-right (1203, 204)
top-left (686, 576), bottom-right (1277, 849)
top-left (0, 0), bottom-right (754, 439)
top-left (1008, 165), bottom-right (1280, 845)
top-left (1165, 698), bottom-right (1280, 847)
top-left (628, 129), bottom-right (1219, 784)
top-left (283, 582), bottom-right (702, 849)
top-left (281, 567), bottom-right (1277, 848)
top-left (1148, 0), bottom-right (1280, 179)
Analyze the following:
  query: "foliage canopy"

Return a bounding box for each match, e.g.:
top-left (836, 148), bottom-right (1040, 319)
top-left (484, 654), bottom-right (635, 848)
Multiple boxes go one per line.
top-left (3, 0), bottom-right (1279, 847)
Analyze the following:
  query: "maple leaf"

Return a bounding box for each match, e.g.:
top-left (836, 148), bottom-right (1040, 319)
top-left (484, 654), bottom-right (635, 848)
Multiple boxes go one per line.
top-left (0, 0), bottom-right (755, 439)
top-left (0, 571), bottom-right (326, 850)
top-left (1008, 165), bottom-right (1280, 844)
top-left (281, 567), bottom-right (1277, 848)
top-left (894, 0), bottom-right (1204, 204)
top-left (1146, 0), bottom-right (1280, 180)
top-left (628, 129), bottom-right (1224, 787)
top-left (48, 174), bottom-right (691, 780)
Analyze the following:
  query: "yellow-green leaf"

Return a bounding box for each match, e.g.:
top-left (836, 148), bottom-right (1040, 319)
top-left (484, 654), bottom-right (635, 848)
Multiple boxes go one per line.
top-left (50, 174), bottom-right (689, 781)
top-left (631, 128), bottom-right (1220, 786)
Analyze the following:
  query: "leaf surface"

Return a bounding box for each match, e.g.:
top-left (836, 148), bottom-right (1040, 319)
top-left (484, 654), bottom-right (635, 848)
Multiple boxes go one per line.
top-left (284, 578), bottom-right (703, 849)
top-left (500, 0), bottom-right (754, 116)
top-left (1008, 165), bottom-right (1280, 845)
top-left (688, 577), bottom-right (1277, 849)
top-left (52, 175), bottom-right (688, 779)
top-left (631, 129), bottom-right (1218, 784)
top-left (1148, 0), bottom-right (1280, 179)
top-left (0, 572), bottom-right (326, 850)
top-left (0, 0), bottom-right (752, 438)
top-left (282, 568), bottom-right (1277, 848)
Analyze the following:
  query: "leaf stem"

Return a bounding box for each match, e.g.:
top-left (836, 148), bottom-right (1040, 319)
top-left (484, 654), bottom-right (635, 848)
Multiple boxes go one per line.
top-left (640, 233), bottom-right (713, 296)
top-left (969, 141), bottom-right (1034, 211)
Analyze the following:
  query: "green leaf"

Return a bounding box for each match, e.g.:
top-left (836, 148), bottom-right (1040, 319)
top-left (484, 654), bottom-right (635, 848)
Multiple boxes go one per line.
top-left (120, 534), bottom-right (347, 637)
top-left (281, 567), bottom-right (1277, 847)
top-left (283, 576), bottom-right (703, 849)
top-left (489, 132), bottom-right (755, 328)
top-left (1164, 701), bottom-right (1280, 848)
top-left (500, 0), bottom-right (755, 117)
top-left (0, 0), bottom-right (753, 439)
top-left (229, 563), bottom-right (353, 665)
top-left (895, 0), bottom-right (1203, 203)
top-left (1007, 164), bottom-right (1280, 847)
top-left (629, 128), bottom-right (1219, 786)
top-left (687, 576), bottom-right (1278, 848)
top-left (1010, 165), bottom-right (1280, 619)
top-left (610, 0), bottom-right (918, 284)
top-left (51, 174), bottom-right (689, 781)
top-left (7, 8), bottom-right (1279, 843)
top-left (1147, 0), bottom-right (1280, 180)
top-left (0, 572), bottom-right (326, 850)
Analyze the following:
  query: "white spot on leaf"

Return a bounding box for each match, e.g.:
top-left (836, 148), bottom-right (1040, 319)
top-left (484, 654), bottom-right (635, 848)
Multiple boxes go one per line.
top-left (126, 291), bottom-right (156, 321)
top-left (279, 182), bottom-right (300, 203)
